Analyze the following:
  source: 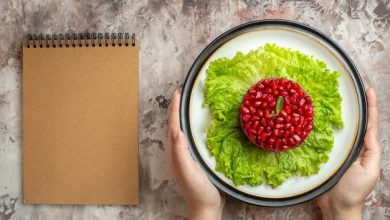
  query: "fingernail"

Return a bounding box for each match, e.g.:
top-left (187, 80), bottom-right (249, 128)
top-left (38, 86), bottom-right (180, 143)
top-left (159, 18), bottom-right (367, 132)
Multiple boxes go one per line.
top-left (174, 90), bottom-right (181, 96)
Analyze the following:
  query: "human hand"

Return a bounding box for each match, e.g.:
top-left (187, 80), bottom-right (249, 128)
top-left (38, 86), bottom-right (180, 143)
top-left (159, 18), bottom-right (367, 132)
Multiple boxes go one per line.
top-left (317, 88), bottom-right (381, 220)
top-left (167, 91), bottom-right (225, 220)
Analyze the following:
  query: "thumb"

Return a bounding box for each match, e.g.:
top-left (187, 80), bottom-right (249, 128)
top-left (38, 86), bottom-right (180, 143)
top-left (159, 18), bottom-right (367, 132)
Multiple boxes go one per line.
top-left (360, 88), bottom-right (381, 171)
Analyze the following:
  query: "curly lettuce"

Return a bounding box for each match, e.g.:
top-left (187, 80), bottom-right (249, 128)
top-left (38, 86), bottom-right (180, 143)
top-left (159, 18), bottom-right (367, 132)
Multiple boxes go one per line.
top-left (204, 44), bottom-right (343, 188)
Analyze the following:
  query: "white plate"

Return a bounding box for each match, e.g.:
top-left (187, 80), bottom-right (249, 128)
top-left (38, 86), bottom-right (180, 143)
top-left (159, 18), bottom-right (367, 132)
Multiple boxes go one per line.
top-left (180, 20), bottom-right (367, 206)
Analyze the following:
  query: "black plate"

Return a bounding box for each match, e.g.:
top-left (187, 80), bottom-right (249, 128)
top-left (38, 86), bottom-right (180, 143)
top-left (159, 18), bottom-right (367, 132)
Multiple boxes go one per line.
top-left (180, 20), bottom-right (367, 207)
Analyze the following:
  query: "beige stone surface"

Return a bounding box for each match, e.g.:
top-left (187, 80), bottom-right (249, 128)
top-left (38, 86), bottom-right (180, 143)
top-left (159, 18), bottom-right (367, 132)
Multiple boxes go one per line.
top-left (0, 0), bottom-right (389, 219)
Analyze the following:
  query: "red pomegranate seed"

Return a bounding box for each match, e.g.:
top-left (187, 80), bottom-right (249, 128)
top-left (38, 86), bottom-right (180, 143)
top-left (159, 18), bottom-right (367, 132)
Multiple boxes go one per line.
top-left (264, 109), bottom-right (270, 118)
top-left (304, 124), bottom-right (313, 131)
top-left (270, 81), bottom-right (277, 90)
top-left (275, 117), bottom-right (284, 123)
top-left (248, 129), bottom-right (257, 135)
top-left (290, 96), bottom-right (296, 103)
top-left (259, 132), bottom-right (267, 141)
top-left (247, 95), bottom-right (255, 101)
top-left (275, 124), bottom-right (283, 129)
top-left (255, 91), bottom-right (262, 99)
top-left (257, 110), bottom-right (264, 117)
top-left (290, 89), bottom-right (297, 95)
top-left (242, 115), bottom-right (250, 122)
top-left (251, 115), bottom-right (260, 121)
top-left (249, 106), bottom-right (256, 114)
top-left (252, 121), bottom-right (259, 129)
top-left (275, 139), bottom-right (281, 147)
top-left (286, 82), bottom-right (291, 89)
top-left (253, 101), bottom-right (261, 107)
top-left (293, 134), bottom-right (301, 142)
top-left (241, 107), bottom-right (249, 114)
top-left (267, 120), bottom-right (275, 128)
top-left (289, 138), bottom-right (295, 145)
top-left (239, 78), bottom-right (314, 152)
top-left (289, 126), bottom-right (295, 133)
top-left (260, 118), bottom-right (266, 126)
top-left (245, 124), bottom-right (251, 132)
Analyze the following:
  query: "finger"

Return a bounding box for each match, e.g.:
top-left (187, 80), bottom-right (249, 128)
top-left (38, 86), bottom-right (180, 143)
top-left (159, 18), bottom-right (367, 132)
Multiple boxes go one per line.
top-left (360, 88), bottom-right (381, 170)
top-left (168, 90), bottom-right (181, 136)
top-left (366, 88), bottom-right (378, 138)
top-left (171, 131), bottom-right (197, 180)
top-left (167, 91), bottom-right (181, 174)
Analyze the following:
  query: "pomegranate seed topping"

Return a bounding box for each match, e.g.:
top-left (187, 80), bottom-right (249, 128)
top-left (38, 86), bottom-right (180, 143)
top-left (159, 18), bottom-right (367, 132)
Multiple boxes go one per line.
top-left (290, 89), bottom-right (297, 95)
top-left (289, 138), bottom-right (295, 145)
top-left (264, 109), bottom-right (270, 118)
top-left (304, 124), bottom-right (313, 131)
top-left (253, 101), bottom-right (261, 107)
top-left (247, 95), bottom-right (255, 101)
top-left (241, 107), bottom-right (249, 114)
top-left (270, 81), bottom-right (277, 90)
top-left (239, 78), bottom-right (314, 152)
top-left (293, 134), bottom-right (301, 142)
top-left (275, 139), bottom-right (281, 147)
top-left (299, 98), bottom-right (306, 107)
top-left (251, 115), bottom-right (260, 121)
top-left (255, 91), bottom-right (262, 99)
top-left (257, 110), bottom-right (264, 117)
top-left (275, 117), bottom-right (284, 123)
top-left (260, 132), bottom-right (267, 141)
top-left (275, 124), bottom-right (283, 129)
top-left (242, 115), bottom-right (250, 122)
top-left (252, 121), bottom-right (259, 129)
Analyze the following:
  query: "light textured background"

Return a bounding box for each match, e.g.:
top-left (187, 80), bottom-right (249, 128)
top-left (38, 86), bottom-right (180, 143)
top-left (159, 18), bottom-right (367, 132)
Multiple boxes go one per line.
top-left (0, 0), bottom-right (389, 219)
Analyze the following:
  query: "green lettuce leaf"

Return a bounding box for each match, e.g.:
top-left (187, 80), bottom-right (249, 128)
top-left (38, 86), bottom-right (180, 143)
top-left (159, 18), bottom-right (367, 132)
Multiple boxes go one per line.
top-left (204, 43), bottom-right (343, 188)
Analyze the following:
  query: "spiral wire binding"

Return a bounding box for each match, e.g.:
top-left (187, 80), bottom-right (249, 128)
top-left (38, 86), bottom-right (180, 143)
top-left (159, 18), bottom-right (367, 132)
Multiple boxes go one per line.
top-left (26, 33), bottom-right (136, 48)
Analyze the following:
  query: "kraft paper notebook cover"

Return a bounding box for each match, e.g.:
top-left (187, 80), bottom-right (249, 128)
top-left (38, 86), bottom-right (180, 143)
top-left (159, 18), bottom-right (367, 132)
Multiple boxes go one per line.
top-left (22, 33), bottom-right (139, 205)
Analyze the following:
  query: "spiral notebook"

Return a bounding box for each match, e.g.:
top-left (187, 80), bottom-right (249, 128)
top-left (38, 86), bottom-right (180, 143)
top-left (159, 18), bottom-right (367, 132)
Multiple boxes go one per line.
top-left (23, 33), bottom-right (139, 205)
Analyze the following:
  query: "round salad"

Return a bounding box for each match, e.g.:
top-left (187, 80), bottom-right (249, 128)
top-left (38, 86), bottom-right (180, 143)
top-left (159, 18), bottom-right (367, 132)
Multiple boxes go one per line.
top-left (204, 43), bottom-right (343, 188)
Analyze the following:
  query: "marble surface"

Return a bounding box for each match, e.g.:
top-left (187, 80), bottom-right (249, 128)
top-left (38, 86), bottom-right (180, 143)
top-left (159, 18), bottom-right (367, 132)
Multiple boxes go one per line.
top-left (0, 0), bottom-right (389, 219)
